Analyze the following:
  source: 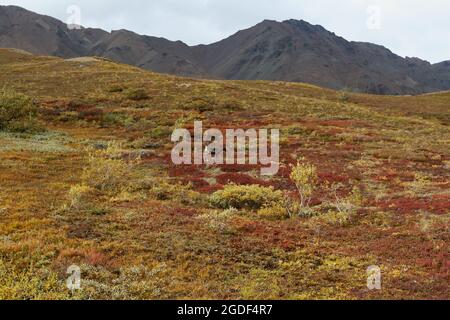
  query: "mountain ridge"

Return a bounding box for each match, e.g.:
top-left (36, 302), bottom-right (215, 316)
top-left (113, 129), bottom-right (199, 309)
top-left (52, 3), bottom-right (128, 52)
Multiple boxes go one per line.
top-left (1, 5), bottom-right (449, 95)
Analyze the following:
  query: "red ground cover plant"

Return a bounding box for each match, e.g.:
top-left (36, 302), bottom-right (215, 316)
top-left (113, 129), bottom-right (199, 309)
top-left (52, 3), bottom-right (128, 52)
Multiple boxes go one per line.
top-left (377, 196), bottom-right (449, 215)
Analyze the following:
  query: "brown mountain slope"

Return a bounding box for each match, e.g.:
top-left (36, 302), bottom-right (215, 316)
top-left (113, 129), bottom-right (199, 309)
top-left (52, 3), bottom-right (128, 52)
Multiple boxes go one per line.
top-left (89, 29), bottom-right (206, 77)
top-left (0, 5), bottom-right (106, 57)
top-left (1, 5), bottom-right (449, 95)
top-left (191, 19), bottom-right (450, 94)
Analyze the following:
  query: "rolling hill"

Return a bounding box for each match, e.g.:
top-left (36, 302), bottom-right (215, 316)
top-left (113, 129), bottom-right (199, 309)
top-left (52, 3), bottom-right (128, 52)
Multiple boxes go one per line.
top-left (0, 48), bottom-right (448, 299)
top-left (1, 5), bottom-right (450, 95)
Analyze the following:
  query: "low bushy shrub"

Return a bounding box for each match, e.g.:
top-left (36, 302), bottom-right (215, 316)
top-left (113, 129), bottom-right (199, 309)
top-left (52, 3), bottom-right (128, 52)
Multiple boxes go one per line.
top-left (184, 97), bottom-right (215, 113)
top-left (82, 143), bottom-right (134, 194)
top-left (102, 112), bottom-right (136, 127)
top-left (67, 184), bottom-right (95, 209)
top-left (310, 210), bottom-right (352, 227)
top-left (0, 89), bottom-right (39, 132)
top-left (108, 84), bottom-right (125, 93)
top-left (197, 208), bottom-right (238, 234)
top-left (257, 203), bottom-right (288, 219)
top-left (149, 180), bottom-right (203, 205)
top-left (209, 184), bottom-right (284, 210)
top-left (125, 88), bottom-right (148, 101)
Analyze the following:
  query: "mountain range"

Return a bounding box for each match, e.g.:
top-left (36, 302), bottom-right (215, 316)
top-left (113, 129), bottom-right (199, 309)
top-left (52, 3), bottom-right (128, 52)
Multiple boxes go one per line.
top-left (1, 5), bottom-right (449, 95)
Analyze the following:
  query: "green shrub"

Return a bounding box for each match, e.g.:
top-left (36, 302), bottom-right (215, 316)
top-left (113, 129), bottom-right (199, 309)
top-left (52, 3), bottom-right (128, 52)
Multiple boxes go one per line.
top-left (108, 84), bottom-right (125, 93)
top-left (148, 126), bottom-right (173, 139)
top-left (218, 98), bottom-right (244, 111)
top-left (125, 88), bottom-right (148, 101)
top-left (102, 112), bottom-right (136, 127)
top-left (185, 97), bottom-right (215, 113)
top-left (210, 184), bottom-right (284, 210)
top-left (0, 89), bottom-right (39, 132)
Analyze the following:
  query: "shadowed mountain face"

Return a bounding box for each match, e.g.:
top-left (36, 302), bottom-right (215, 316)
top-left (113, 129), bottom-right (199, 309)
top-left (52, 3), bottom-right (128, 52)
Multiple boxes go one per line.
top-left (0, 5), bottom-right (107, 57)
top-left (1, 5), bottom-right (449, 95)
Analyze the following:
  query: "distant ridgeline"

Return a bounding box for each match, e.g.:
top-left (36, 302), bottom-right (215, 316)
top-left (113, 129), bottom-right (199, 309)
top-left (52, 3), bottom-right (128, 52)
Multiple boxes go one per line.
top-left (1, 5), bottom-right (450, 95)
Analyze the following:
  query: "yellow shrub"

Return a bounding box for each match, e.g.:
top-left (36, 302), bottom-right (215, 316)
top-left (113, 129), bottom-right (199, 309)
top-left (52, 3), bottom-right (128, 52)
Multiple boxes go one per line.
top-left (210, 184), bottom-right (284, 210)
top-left (258, 204), bottom-right (288, 219)
top-left (0, 261), bottom-right (69, 300)
top-left (290, 158), bottom-right (318, 208)
top-left (149, 179), bottom-right (203, 205)
top-left (82, 142), bottom-right (134, 194)
top-left (67, 184), bottom-right (95, 209)
top-left (327, 183), bottom-right (362, 216)
top-left (310, 210), bottom-right (352, 227)
top-left (125, 88), bottom-right (148, 101)
top-left (197, 208), bottom-right (237, 233)
top-left (406, 172), bottom-right (433, 196)
top-left (348, 186), bottom-right (363, 207)
top-left (0, 88), bottom-right (39, 132)
top-left (83, 157), bottom-right (130, 193)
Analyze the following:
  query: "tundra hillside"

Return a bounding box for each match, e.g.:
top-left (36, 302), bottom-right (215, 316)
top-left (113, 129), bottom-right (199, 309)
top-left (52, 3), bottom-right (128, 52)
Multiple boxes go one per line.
top-left (0, 49), bottom-right (448, 299)
top-left (2, 5), bottom-right (450, 95)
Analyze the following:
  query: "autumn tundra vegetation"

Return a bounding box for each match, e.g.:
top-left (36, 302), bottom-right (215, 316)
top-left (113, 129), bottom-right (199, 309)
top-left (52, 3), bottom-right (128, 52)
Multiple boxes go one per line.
top-left (0, 49), bottom-right (448, 299)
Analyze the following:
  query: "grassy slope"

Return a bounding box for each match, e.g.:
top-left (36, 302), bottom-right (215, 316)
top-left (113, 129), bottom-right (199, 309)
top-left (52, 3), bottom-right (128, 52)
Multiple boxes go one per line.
top-left (0, 49), bottom-right (448, 299)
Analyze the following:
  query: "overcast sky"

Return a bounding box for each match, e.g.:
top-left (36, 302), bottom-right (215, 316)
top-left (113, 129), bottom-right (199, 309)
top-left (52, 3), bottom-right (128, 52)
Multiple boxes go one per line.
top-left (2, 0), bottom-right (449, 63)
